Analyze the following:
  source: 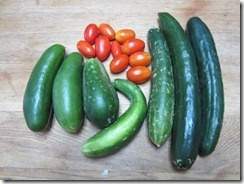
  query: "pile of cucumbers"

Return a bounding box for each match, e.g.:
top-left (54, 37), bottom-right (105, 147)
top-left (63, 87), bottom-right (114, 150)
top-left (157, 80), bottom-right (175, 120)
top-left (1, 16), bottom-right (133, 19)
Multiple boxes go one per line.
top-left (23, 12), bottom-right (224, 171)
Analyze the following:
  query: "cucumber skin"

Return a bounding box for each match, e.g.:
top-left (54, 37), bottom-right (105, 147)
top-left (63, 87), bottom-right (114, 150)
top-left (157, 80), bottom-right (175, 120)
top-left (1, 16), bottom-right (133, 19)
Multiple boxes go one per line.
top-left (83, 58), bottom-right (119, 129)
top-left (158, 12), bottom-right (201, 170)
top-left (23, 44), bottom-right (65, 132)
top-left (186, 17), bottom-right (224, 156)
top-left (52, 52), bottom-right (84, 133)
top-left (147, 28), bottom-right (175, 147)
top-left (81, 79), bottom-right (147, 157)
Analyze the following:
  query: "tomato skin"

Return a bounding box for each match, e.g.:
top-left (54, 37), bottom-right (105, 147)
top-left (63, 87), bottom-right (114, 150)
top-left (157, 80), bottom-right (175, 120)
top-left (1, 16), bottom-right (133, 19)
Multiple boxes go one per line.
top-left (77, 40), bottom-right (95, 58)
top-left (129, 51), bottom-right (152, 66)
top-left (111, 41), bottom-right (122, 58)
top-left (122, 38), bottom-right (145, 56)
top-left (84, 24), bottom-right (99, 44)
top-left (126, 66), bottom-right (151, 84)
top-left (95, 36), bottom-right (111, 62)
top-left (115, 29), bottom-right (136, 44)
top-left (99, 23), bottom-right (115, 40)
top-left (110, 54), bottom-right (129, 73)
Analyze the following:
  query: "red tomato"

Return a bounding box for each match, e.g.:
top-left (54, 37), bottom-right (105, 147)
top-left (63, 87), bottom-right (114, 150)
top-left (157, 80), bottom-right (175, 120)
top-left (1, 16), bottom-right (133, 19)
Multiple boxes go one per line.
top-left (95, 36), bottom-right (111, 62)
top-left (84, 23), bottom-right (99, 44)
top-left (122, 38), bottom-right (145, 56)
top-left (99, 23), bottom-right (115, 40)
top-left (129, 51), bottom-right (152, 66)
top-left (77, 40), bottom-right (95, 58)
top-left (115, 29), bottom-right (136, 44)
top-left (126, 66), bottom-right (151, 84)
top-left (110, 54), bottom-right (129, 73)
top-left (111, 41), bottom-right (122, 58)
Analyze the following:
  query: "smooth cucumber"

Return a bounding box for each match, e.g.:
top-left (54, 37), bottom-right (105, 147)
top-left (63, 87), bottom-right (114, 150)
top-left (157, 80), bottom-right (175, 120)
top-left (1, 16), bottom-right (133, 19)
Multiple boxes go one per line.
top-left (52, 52), bottom-right (84, 133)
top-left (158, 12), bottom-right (201, 170)
top-left (23, 44), bottom-right (65, 132)
top-left (147, 28), bottom-right (175, 147)
top-left (81, 79), bottom-right (147, 157)
top-left (83, 58), bottom-right (119, 128)
top-left (186, 17), bottom-right (224, 156)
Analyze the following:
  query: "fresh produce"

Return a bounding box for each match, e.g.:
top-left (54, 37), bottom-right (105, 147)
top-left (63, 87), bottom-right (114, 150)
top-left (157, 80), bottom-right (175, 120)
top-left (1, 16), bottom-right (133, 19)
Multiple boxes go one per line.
top-left (115, 29), bottom-right (136, 44)
top-left (81, 79), bottom-right (147, 157)
top-left (23, 44), bottom-right (65, 132)
top-left (186, 17), bottom-right (224, 156)
top-left (111, 41), bottom-right (122, 58)
top-left (83, 58), bottom-right (119, 128)
top-left (126, 66), bottom-right (151, 84)
top-left (129, 51), bottom-right (151, 67)
top-left (109, 54), bottom-right (129, 73)
top-left (99, 23), bottom-right (115, 40)
top-left (52, 52), bottom-right (84, 133)
top-left (95, 35), bottom-right (111, 62)
top-left (77, 40), bottom-right (96, 58)
top-left (84, 23), bottom-right (99, 44)
top-left (147, 28), bottom-right (174, 147)
top-left (122, 38), bottom-right (145, 55)
top-left (158, 12), bottom-right (201, 170)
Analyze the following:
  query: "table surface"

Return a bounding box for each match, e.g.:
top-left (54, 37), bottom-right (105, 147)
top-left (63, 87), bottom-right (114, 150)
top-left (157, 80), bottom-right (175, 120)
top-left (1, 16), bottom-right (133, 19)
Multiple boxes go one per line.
top-left (0, 0), bottom-right (240, 180)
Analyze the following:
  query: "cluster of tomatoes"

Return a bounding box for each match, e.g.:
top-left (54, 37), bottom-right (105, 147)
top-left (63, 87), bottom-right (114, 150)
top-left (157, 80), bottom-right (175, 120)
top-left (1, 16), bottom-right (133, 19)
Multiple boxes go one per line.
top-left (76, 23), bottom-right (152, 84)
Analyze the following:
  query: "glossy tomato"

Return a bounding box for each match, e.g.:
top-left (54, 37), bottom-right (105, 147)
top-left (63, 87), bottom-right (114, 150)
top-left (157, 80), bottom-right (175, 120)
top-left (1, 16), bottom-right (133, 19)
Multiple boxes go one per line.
top-left (110, 54), bottom-right (129, 73)
top-left (115, 29), bottom-right (136, 44)
top-left (129, 51), bottom-right (152, 66)
top-left (99, 23), bottom-right (115, 40)
top-left (84, 23), bottom-right (99, 44)
top-left (77, 40), bottom-right (95, 58)
top-left (122, 38), bottom-right (145, 56)
top-left (111, 41), bottom-right (122, 58)
top-left (95, 36), bottom-right (111, 62)
top-left (126, 66), bottom-right (151, 84)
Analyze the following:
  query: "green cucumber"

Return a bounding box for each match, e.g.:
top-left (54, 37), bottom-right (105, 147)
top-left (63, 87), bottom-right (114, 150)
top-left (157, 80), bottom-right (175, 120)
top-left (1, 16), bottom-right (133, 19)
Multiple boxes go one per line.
top-left (158, 12), bottom-right (201, 170)
top-left (23, 44), bottom-right (65, 132)
top-left (81, 79), bottom-right (147, 157)
top-left (83, 58), bottom-right (119, 128)
top-left (186, 17), bottom-right (224, 156)
top-left (147, 28), bottom-right (175, 147)
top-left (52, 52), bottom-right (84, 133)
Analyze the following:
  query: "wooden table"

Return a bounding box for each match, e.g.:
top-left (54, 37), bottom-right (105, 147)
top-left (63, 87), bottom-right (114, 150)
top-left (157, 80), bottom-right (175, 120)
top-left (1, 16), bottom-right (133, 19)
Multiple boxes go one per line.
top-left (0, 0), bottom-right (240, 180)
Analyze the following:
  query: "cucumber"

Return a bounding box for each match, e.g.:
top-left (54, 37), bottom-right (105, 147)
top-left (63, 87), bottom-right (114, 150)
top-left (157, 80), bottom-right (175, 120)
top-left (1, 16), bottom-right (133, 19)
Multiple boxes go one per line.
top-left (83, 58), bottom-right (119, 128)
top-left (52, 52), bottom-right (84, 133)
top-left (158, 12), bottom-right (201, 170)
top-left (186, 17), bottom-right (224, 156)
top-left (81, 79), bottom-right (147, 157)
top-left (147, 28), bottom-right (175, 147)
top-left (23, 44), bottom-right (65, 132)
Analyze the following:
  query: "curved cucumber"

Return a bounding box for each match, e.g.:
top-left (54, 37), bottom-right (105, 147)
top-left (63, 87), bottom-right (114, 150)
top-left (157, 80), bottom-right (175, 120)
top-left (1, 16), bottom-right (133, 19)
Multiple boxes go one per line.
top-left (83, 58), bottom-right (119, 128)
top-left (186, 17), bottom-right (224, 156)
top-left (23, 44), bottom-right (65, 132)
top-left (147, 28), bottom-right (175, 147)
top-left (81, 79), bottom-right (147, 157)
top-left (158, 12), bottom-right (201, 170)
top-left (52, 52), bottom-right (84, 133)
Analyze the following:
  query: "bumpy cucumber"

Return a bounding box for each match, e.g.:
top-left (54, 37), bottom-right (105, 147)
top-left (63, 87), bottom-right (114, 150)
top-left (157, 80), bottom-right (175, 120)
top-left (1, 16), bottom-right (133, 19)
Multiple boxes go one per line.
top-left (186, 17), bottom-right (224, 156)
top-left (83, 58), bottom-right (119, 128)
top-left (52, 52), bottom-right (84, 133)
top-left (147, 28), bottom-right (175, 147)
top-left (23, 44), bottom-right (65, 132)
top-left (81, 79), bottom-right (147, 157)
top-left (158, 12), bottom-right (201, 170)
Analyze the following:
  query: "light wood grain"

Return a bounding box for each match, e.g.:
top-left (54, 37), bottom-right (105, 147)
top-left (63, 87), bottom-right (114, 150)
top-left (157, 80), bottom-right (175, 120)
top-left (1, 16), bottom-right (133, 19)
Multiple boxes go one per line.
top-left (0, 0), bottom-right (240, 180)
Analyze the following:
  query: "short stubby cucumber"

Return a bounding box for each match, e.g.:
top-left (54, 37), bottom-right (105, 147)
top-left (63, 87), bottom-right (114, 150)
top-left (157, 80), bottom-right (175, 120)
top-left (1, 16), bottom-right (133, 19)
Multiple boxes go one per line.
top-left (52, 52), bottom-right (84, 133)
top-left (23, 44), bottom-right (65, 132)
top-left (186, 17), bottom-right (224, 156)
top-left (81, 79), bottom-right (147, 157)
top-left (147, 28), bottom-right (175, 147)
top-left (83, 58), bottom-right (119, 129)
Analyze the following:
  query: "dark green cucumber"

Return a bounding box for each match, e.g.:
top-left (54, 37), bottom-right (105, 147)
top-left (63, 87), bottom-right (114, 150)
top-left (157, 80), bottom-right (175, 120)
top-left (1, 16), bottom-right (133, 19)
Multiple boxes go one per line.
top-left (83, 58), bottom-right (119, 128)
top-left (81, 79), bottom-right (147, 157)
top-left (186, 17), bottom-right (224, 156)
top-left (23, 44), bottom-right (65, 132)
top-left (158, 12), bottom-right (201, 170)
top-left (52, 52), bottom-right (84, 133)
top-left (147, 28), bottom-right (175, 147)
